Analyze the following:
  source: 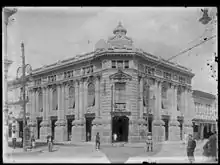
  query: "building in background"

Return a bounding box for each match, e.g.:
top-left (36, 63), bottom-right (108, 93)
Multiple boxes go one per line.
top-left (7, 22), bottom-right (196, 143)
top-left (192, 90), bottom-right (218, 140)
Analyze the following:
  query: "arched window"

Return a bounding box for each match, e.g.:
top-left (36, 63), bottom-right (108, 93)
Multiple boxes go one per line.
top-left (52, 89), bottom-right (58, 110)
top-left (88, 83), bottom-right (95, 107)
top-left (143, 84), bottom-right (150, 107)
top-left (39, 90), bottom-right (43, 112)
top-left (69, 86), bottom-right (75, 108)
top-left (177, 87), bottom-right (181, 111)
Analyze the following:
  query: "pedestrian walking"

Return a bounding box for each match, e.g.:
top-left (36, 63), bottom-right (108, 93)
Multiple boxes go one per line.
top-left (146, 132), bottom-right (153, 152)
top-left (47, 134), bottom-right (53, 152)
top-left (95, 132), bottom-right (100, 150)
top-left (12, 131), bottom-right (17, 149)
top-left (187, 134), bottom-right (196, 163)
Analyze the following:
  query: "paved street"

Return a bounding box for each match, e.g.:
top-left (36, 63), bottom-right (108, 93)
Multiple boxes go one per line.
top-left (4, 140), bottom-right (218, 163)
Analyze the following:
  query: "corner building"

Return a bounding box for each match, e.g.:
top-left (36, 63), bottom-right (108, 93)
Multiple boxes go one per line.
top-left (25, 22), bottom-right (196, 143)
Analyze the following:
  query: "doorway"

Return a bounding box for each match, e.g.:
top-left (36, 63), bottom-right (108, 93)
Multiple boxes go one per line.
top-left (148, 117), bottom-right (152, 133)
top-left (37, 119), bottom-right (42, 139)
top-left (163, 119), bottom-right (169, 141)
top-left (18, 121), bottom-right (23, 138)
top-left (112, 116), bottom-right (129, 142)
top-left (180, 122), bottom-right (183, 140)
top-left (67, 115), bottom-right (74, 141)
top-left (51, 117), bottom-right (57, 138)
top-left (86, 117), bottom-right (94, 142)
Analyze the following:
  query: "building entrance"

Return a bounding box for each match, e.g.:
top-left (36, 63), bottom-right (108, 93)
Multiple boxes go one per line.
top-left (85, 117), bottom-right (94, 142)
top-left (112, 116), bottom-right (129, 142)
top-left (51, 117), bottom-right (57, 138)
top-left (67, 115), bottom-right (74, 141)
top-left (164, 119), bottom-right (169, 141)
top-left (37, 118), bottom-right (42, 139)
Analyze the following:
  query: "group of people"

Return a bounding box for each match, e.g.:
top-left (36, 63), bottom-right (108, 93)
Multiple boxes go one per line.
top-left (186, 131), bottom-right (218, 163)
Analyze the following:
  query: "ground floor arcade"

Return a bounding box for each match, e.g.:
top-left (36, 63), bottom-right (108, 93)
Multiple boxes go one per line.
top-left (10, 112), bottom-right (195, 143)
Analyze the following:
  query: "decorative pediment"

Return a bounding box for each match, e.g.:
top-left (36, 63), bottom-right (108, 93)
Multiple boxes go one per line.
top-left (109, 70), bottom-right (132, 81)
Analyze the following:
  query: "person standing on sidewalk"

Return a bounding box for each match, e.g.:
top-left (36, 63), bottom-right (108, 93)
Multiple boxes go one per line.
top-left (187, 134), bottom-right (196, 163)
top-left (12, 131), bottom-right (17, 149)
top-left (146, 132), bottom-right (153, 152)
top-left (95, 132), bottom-right (100, 150)
top-left (47, 134), bottom-right (53, 152)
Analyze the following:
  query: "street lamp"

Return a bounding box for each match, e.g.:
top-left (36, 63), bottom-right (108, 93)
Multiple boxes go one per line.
top-left (16, 41), bottom-right (32, 151)
top-left (3, 7), bottom-right (17, 148)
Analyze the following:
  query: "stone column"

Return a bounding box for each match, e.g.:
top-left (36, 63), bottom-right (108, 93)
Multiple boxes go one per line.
top-left (55, 84), bottom-right (67, 142)
top-left (40, 86), bottom-right (50, 141)
top-left (71, 79), bottom-right (85, 143)
top-left (152, 80), bottom-right (165, 142)
top-left (136, 76), bottom-right (146, 142)
top-left (169, 84), bottom-right (180, 141)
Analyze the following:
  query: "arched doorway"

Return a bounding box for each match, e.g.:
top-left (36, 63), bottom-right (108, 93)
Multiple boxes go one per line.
top-left (112, 116), bottom-right (129, 142)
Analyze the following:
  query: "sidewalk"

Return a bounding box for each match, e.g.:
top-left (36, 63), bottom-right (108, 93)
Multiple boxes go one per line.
top-left (4, 146), bottom-right (44, 156)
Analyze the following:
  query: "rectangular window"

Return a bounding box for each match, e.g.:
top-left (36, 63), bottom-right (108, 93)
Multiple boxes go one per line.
top-left (117, 60), bottom-right (123, 69)
top-left (124, 60), bottom-right (129, 68)
top-left (112, 60), bottom-right (116, 68)
top-left (115, 82), bottom-right (126, 103)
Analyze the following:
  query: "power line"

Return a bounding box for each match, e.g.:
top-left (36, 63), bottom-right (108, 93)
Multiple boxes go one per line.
top-left (151, 34), bottom-right (217, 70)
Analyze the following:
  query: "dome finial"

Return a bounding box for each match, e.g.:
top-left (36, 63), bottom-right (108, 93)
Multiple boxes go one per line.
top-left (118, 21), bottom-right (122, 26)
top-left (113, 21), bottom-right (127, 35)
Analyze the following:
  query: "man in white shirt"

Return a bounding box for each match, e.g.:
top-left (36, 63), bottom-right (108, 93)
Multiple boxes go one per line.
top-left (12, 131), bottom-right (17, 149)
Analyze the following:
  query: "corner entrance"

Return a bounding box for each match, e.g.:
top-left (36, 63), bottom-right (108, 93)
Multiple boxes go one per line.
top-left (112, 116), bottom-right (129, 142)
top-left (85, 116), bottom-right (95, 142)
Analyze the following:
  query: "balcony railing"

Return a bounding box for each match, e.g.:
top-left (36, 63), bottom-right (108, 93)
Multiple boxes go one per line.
top-left (114, 103), bottom-right (126, 112)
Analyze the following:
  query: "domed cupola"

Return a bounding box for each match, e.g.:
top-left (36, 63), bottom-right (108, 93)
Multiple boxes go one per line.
top-left (113, 21), bottom-right (127, 35)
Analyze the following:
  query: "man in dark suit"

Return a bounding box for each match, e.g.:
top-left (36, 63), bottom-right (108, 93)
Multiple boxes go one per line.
top-left (187, 134), bottom-right (196, 163)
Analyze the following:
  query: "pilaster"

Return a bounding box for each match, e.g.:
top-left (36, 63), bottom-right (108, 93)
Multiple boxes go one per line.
top-left (71, 78), bottom-right (85, 143)
top-left (40, 86), bottom-right (51, 140)
top-left (55, 83), bottom-right (67, 142)
top-left (169, 84), bottom-right (180, 141)
top-left (152, 79), bottom-right (165, 142)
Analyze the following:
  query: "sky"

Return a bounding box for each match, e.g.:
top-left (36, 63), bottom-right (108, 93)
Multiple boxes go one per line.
top-left (5, 7), bottom-right (217, 95)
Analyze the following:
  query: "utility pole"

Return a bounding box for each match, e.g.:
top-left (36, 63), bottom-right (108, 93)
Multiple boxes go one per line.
top-left (21, 42), bottom-right (27, 151)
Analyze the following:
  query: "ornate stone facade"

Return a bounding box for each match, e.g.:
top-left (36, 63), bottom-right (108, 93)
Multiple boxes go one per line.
top-left (7, 22), bottom-right (199, 143)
